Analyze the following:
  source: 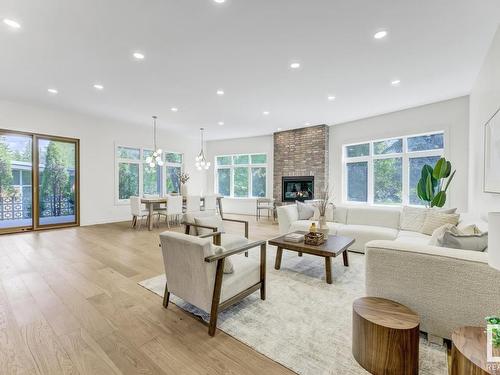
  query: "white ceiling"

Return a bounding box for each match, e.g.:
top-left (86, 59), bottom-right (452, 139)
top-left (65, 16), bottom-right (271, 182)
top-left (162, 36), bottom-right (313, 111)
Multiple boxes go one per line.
top-left (1, 0), bottom-right (499, 140)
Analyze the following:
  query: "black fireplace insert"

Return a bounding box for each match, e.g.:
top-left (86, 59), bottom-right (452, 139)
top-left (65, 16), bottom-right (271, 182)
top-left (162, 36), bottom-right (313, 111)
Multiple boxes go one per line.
top-left (282, 176), bottom-right (314, 202)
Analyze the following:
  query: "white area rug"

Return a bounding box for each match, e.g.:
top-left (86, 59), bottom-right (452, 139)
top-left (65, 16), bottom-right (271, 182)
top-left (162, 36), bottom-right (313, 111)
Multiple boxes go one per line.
top-left (139, 247), bottom-right (447, 375)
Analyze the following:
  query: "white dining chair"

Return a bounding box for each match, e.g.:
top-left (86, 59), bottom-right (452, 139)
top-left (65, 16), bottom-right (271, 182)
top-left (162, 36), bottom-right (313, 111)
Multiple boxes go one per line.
top-left (185, 195), bottom-right (201, 213)
top-left (130, 196), bottom-right (149, 229)
top-left (203, 195), bottom-right (217, 214)
top-left (166, 195), bottom-right (183, 226)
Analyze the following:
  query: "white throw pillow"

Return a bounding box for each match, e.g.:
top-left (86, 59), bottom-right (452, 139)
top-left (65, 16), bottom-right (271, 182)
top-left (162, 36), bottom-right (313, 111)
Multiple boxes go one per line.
top-left (213, 245), bottom-right (234, 273)
top-left (296, 201), bottom-right (315, 220)
top-left (194, 216), bottom-right (225, 236)
top-left (325, 204), bottom-right (334, 222)
top-left (400, 206), bottom-right (428, 232)
top-left (421, 211), bottom-right (460, 235)
top-left (429, 223), bottom-right (456, 246)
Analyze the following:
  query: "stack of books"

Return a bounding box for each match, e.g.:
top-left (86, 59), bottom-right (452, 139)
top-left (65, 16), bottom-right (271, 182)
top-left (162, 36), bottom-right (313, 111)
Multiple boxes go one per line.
top-left (283, 233), bottom-right (305, 243)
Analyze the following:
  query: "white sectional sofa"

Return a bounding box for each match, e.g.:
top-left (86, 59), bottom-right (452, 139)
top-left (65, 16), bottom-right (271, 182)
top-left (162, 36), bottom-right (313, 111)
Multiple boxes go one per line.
top-left (277, 204), bottom-right (497, 340)
top-left (278, 204), bottom-right (412, 253)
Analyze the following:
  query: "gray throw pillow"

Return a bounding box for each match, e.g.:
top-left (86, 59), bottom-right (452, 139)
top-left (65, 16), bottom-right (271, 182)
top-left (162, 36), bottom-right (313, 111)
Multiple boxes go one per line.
top-left (296, 201), bottom-right (315, 220)
top-left (438, 231), bottom-right (488, 252)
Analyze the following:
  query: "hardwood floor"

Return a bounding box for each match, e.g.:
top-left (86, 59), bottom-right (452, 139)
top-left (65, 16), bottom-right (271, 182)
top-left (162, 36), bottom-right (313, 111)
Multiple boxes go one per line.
top-left (0, 215), bottom-right (293, 375)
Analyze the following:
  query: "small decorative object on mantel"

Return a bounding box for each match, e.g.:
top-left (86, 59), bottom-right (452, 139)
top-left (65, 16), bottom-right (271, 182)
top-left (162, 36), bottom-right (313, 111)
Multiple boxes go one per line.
top-left (315, 184), bottom-right (333, 237)
top-left (177, 171), bottom-right (190, 196)
top-left (304, 232), bottom-right (326, 246)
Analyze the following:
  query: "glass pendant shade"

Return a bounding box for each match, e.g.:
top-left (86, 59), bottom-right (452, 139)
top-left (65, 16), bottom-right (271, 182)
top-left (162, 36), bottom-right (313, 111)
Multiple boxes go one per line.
top-left (196, 128), bottom-right (210, 170)
top-left (148, 116), bottom-right (163, 168)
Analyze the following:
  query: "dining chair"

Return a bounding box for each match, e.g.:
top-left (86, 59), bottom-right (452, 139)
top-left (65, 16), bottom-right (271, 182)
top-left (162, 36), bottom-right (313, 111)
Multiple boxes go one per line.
top-left (165, 195), bottom-right (183, 227)
top-left (185, 195), bottom-right (201, 213)
top-left (203, 195), bottom-right (217, 214)
top-left (130, 196), bottom-right (149, 229)
top-left (256, 198), bottom-right (275, 221)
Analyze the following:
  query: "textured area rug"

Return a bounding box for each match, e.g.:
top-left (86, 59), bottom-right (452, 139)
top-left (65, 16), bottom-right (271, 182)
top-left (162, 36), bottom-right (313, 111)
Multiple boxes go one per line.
top-left (139, 247), bottom-right (447, 375)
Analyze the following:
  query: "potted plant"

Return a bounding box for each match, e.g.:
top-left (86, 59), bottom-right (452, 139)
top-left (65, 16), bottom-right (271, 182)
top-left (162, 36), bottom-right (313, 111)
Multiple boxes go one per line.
top-left (416, 157), bottom-right (456, 208)
top-left (177, 171), bottom-right (190, 197)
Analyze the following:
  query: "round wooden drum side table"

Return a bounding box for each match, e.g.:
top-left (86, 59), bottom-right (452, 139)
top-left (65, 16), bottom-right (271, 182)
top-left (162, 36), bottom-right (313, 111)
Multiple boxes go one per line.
top-left (352, 297), bottom-right (420, 375)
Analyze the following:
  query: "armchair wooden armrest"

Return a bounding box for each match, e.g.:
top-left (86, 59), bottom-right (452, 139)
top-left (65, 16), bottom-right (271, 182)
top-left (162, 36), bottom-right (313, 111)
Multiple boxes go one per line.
top-left (198, 231), bottom-right (223, 246)
top-left (182, 221), bottom-right (217, 235)
top-left (204, 240), bottom-right (265, 262)
top-left (221, 218), bottom-right (249, 238)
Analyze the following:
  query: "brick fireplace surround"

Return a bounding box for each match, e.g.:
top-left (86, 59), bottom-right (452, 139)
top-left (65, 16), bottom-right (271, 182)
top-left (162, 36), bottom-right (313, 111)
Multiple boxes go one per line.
top-left (273, 124), bottom-right (329, 203)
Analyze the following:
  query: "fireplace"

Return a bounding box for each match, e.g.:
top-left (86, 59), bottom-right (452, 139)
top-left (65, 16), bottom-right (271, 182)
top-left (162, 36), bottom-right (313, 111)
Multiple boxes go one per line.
top-left (282, 176), bottom-right (314, 202)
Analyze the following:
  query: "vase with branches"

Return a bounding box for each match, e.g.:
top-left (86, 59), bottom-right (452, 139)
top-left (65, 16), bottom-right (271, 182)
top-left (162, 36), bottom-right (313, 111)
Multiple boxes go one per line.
top-left (315, 184), bottom-right (333, 237)
top-left (177, 171), bottom-right (190, 196)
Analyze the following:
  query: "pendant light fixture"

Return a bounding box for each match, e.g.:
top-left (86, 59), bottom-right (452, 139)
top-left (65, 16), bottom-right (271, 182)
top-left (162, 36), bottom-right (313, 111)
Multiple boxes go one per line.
top-left (145, 116), bottom-right (164, 167)
top-left (195, 127), bottom-right (210, 170)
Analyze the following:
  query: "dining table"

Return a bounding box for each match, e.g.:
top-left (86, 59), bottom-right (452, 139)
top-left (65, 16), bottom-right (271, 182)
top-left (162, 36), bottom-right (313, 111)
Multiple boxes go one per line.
top-left (140, 196), bottom-right (224, 231)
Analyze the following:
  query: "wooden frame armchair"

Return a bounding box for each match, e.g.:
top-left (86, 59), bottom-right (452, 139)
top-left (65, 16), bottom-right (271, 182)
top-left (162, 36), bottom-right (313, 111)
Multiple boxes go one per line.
top-left (159, 231), bottom-right (266, 336)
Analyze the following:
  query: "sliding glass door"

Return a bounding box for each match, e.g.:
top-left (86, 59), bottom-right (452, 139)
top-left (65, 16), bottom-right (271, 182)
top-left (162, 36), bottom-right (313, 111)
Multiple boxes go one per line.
top-left (0, 132), bottom-right (33, 232)
top-left (0, 129), bottom-right (79, 234)
top-left (36, 136), bottom-right (79, 228)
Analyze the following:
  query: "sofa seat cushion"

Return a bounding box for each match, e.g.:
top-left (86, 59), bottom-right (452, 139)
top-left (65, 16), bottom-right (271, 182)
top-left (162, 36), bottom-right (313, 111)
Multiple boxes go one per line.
top-left (220, 233), bottom-right (249, 250)
top-left (221, 253), bottom-right (260, 303)
top-left (336, 225), bottom-right (398, 253)
top-left (289, 220), bottom-right (344, 235)
top-left (395, 230), bottom-right (431, 246)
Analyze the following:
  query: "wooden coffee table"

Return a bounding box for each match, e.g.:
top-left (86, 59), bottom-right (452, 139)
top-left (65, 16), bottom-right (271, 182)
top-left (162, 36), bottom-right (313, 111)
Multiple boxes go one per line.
top-left (268, 231), bottom-right (354, 284)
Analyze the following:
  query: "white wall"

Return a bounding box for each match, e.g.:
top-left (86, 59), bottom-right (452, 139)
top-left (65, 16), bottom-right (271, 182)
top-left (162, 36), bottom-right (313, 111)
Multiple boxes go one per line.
top-left (205, 135), bottom-right (273, 215)
top-left (469, 25), bottom-right (500, 218)
top-left (0, 100), bottom-right (204, 226)
top-left (330, 96), bottom-right (470, 212)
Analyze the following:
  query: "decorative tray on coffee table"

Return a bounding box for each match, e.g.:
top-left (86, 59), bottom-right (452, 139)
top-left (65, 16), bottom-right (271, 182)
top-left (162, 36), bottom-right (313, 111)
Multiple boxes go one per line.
top-left (304, 232), bottom-right (326, 246)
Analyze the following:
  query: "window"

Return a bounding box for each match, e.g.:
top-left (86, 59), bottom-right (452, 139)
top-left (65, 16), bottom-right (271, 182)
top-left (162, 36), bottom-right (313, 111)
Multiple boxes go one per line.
top-left (115, 146), bottom-right (183, 202)
top-left (343, 132), bottom-right (444, 206)
top-left (215, 153), bottom-right (267, 198)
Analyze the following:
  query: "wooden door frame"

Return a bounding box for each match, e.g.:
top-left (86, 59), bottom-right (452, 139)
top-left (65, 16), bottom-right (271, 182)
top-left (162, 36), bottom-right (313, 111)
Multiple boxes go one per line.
top-left (0, 128), bottom-right (80, 235)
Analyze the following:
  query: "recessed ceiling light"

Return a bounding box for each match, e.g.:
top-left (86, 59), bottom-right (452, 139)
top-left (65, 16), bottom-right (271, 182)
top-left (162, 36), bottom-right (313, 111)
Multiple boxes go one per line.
top-left (277, 127), bottom-right (282, 131)
top-left (171, 107), bottom-right (178, 112)
top-left (213, 0), bottom-right (226, 3)
top-left (133, 52), bottom-right (145, 60)
top-left (290, 62), bottom-right (301, 69)
top-left (47, 88), bottom-right (58, 95)
top-left (304, 122), bottom-right (311, 126)
top-left (218, 121), bottom-right (224, 126)
top-left (3, 18), bottom-right (21, 29)
top-left (216, 89), bottom-right (224, 96)
top-left (93, 84), bottom-right (104, 90)
top-left (327, 95), bottom-right (336, 101)
top-left (263, 111), bottom-right (270, 116)
top-left (374, 30), bottom-right (388, 39)
top-left (391, 79), bottom-right (401, 86)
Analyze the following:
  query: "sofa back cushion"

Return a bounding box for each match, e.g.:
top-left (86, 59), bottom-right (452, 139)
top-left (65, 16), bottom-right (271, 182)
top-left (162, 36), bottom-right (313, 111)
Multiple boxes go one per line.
top-left (346, 206), bottom-right (401, 229)
top-left (326, 205), bottom-right (348, 223)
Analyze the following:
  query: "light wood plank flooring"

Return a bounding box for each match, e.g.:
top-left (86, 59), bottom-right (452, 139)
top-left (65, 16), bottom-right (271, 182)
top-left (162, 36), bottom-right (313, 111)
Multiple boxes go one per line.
top-left (0, 215), bottom-right (293, 375)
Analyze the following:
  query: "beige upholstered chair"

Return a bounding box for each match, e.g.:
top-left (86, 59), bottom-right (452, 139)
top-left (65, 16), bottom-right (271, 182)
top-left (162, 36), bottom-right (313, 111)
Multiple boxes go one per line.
top-left (202, 194), bottom-right (218, 214)
top-left (130, 196), bottom-right (149, 229)
top-left (160, 231), bottom-right (266, 336)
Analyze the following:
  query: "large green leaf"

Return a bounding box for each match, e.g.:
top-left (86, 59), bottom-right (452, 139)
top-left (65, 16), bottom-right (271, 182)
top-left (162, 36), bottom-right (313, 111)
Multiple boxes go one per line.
top-left (431, 191), bottom-right (447, 207)
top-left (432, 158), bottom-right (448, 179)
top-left (425, 174), bottom-right (434, 200)
top-left (443, 170), bottom-right (456, 192)
top-left (417, 179), bottom-right (429, 201)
